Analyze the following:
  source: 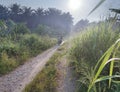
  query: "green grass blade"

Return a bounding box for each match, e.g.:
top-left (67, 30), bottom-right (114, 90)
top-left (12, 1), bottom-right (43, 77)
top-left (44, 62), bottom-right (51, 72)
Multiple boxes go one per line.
top-left (95, 75), bottom-right (120, 83)
top-left (109, 61), bottom-right (114, 87)
top-left (94, 45), bottom-right (114, 72)
top-left (109, 43), bottom-right (120, 87)
top-left (88, 58), bottom-right (120, 92)
top-left (88, 45), bottom-right (114, 92)
top-left (112, 80), bottom-right (120, 83)
top-left (94, 45), bottom-right (114, 79)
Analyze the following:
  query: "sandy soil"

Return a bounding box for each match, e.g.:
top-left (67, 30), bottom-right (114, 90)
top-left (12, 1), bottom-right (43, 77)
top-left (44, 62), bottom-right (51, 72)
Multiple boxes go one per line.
top-left (56, 56), bottom-right (76, 92)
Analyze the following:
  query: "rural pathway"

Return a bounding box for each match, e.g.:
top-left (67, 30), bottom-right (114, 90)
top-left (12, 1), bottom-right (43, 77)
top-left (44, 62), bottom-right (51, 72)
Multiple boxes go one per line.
top-left (57, 56), bottom-right (76, 92)
top-left (0, 46), bottom-right (58, 92)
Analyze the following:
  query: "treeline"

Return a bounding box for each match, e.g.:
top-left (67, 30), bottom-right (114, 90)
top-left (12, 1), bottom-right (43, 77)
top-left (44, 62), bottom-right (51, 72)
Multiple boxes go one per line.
top-left (0, 4), bottom-right (73, 36)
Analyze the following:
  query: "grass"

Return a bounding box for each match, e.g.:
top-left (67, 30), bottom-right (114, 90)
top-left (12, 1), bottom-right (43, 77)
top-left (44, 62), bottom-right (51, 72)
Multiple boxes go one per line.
top-left (0, 34), bottom-right (57, 75)
top-left (23, 43), bottom-right (67, 92)
top-left (0, 20), bottom-right (58, 75)
top-left (88, 39), bottom-right (120, 92)
top-left (69, 21), bottom-right (120, 92)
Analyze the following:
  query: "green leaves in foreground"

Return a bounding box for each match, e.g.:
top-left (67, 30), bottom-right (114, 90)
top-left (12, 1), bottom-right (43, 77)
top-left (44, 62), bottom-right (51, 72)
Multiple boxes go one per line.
top-left (88, 39), bottom-right (120, 92)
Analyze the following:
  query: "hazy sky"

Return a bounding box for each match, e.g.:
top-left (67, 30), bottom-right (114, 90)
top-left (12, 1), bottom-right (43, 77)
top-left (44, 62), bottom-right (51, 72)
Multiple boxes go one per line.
top-left (0, 0), bottom-right (120, 23)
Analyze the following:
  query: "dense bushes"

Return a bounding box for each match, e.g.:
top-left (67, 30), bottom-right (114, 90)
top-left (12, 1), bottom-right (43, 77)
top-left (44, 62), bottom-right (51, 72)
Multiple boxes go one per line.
top-left (0, 35), bottom-right (57, 75)
top-left (34, 24), bottom-right (67, 38)
top-left (70, 22), bottom-right (120, 92)
top-left (20, 34), bottom-right (57, 56)
top-left (0, 20), bottom-right (57, 75)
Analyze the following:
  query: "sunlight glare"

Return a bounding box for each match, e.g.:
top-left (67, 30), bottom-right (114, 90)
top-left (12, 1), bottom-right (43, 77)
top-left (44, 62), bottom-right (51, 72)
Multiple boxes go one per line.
top-left (68, 0), bottom-right (81, 11)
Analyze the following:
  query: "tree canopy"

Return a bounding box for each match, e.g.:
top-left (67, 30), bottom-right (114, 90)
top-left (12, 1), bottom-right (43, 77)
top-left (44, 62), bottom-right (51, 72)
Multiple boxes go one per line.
top-left (0, 3), bottom-right (73, 35)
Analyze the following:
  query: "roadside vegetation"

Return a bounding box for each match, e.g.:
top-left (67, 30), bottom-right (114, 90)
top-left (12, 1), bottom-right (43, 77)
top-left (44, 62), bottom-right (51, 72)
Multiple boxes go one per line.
top-left (23, 43), bottom-right (67, 92)
top-left (0, 3), bottom-right (73, 75)
top-left (1, 1), bottom-right (120, 92)
top-left (0, 20), bottom-right (57, 75)
top-left (70, 21), bottom-right (120, 92)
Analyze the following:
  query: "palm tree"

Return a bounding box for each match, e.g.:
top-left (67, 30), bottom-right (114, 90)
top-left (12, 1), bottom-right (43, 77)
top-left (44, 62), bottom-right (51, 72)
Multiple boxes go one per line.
top-left (10, 3), bottom-right (22, 22)
top-left (0, 5), bottom-right (9, 20)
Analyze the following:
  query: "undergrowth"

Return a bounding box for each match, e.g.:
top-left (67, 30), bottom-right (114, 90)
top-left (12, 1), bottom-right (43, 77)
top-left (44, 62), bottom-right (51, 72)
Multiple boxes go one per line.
top-left (70, 22), bottom-right (120, 92)
top-left (0, 20), bottom-right (57, 75)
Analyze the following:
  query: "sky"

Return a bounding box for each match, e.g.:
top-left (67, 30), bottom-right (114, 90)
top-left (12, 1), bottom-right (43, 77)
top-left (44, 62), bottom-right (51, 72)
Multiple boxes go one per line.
top-left (0, 0), bottom-right (120, 24)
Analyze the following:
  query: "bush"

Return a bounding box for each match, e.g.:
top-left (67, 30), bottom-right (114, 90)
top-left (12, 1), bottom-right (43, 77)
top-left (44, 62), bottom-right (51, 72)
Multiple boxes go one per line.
top-left (20, 34), bottom-right (57, 56)
top-left (0, 19), bottom-right (57, 75)
top-left (0, 51), bottom-right (17, 75)
top-left (0, 34), bottom-right (57, 75)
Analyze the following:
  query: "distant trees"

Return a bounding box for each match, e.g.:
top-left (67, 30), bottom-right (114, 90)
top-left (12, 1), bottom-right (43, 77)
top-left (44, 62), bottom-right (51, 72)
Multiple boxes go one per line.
top-left (74, 19), bottom-right (89, 32)
top-left (0, 4), bottom-right (73, 36)
top-left (0, 5), bottom-right (9, 20)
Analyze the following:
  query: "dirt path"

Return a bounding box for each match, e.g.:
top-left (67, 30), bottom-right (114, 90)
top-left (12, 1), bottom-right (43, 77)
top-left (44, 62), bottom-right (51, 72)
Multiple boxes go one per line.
top-left (0, 46), bottom-right (58, 92)
top-left (57, 56), bottom-right (76, 92)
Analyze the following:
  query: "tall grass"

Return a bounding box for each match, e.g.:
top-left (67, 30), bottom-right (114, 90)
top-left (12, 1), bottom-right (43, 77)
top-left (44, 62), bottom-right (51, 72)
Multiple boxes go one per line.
top-left (88, 39), bottom-right (120, 92)
top-left (70, 21), bottom-right (120, 92)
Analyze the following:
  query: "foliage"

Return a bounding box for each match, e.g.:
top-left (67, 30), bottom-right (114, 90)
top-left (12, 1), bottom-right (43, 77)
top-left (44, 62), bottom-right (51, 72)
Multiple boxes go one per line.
top-left (0, 20), bottom-right (57, 75)
top-left (12, 23), bottom-right (30, 35)
top-left (0, 4), bottom-right (73, 34)
top-left (34, 24), bottom-right (68, 38)
top-left (88, 39), bottom-right (120, 92)
top-left (74, 19), bottom-right (89, 32)
top-left (0, 51), bottom-right (17, 75)
top-left (20, 34), bottom-right (57, 56)
top-left (70, 21), bottom-right (120, 92)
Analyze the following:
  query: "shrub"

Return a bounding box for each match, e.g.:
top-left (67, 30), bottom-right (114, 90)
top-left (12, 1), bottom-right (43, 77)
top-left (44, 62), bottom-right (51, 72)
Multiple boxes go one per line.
top-left (0, 51), bottom-right (17, 75)
top-left (0, 34), bottom-right (57, 75)
top-left (20, 34), bottom-right (57, 56)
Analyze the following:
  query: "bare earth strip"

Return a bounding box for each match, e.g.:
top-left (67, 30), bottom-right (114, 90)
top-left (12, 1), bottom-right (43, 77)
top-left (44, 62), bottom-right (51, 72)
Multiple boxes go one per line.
top-left (57, 56), bottom-right (76, 92)
top-left (0, 46), bottom-right (58, 92)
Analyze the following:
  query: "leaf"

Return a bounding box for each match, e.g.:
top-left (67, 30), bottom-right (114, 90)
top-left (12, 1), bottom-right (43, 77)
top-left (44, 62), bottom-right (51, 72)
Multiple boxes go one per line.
top-left (95, 75), bottom-right (120, 83)
top-left (109, 43), bottom-right (120, 87)
top-left (88, 45), bottom-right (114, 92)
top-left (88, 0), bottom-right (106, 16)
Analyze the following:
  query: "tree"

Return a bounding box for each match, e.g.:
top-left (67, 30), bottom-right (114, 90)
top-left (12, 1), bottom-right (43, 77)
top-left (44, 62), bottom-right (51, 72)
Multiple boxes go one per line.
top-left (35, 8), bottom-right (44, 25)
top-left (0, 4), bottom-right (73, 37)
top-left (74, 19), bottom-right (89, 31)
top-left (10, 3), bottom-right (22, 22)
top-left (21, 6), bottom-right (34, 28)
top-left (12, 23), bottom-right (30, 35)
top-left (0, 5), bottom-right (9, 20)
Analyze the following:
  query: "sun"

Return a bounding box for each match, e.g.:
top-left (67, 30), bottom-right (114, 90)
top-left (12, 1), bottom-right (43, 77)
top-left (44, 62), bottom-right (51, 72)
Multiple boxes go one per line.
top-left (68, 0), bottom-right (81, 11)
